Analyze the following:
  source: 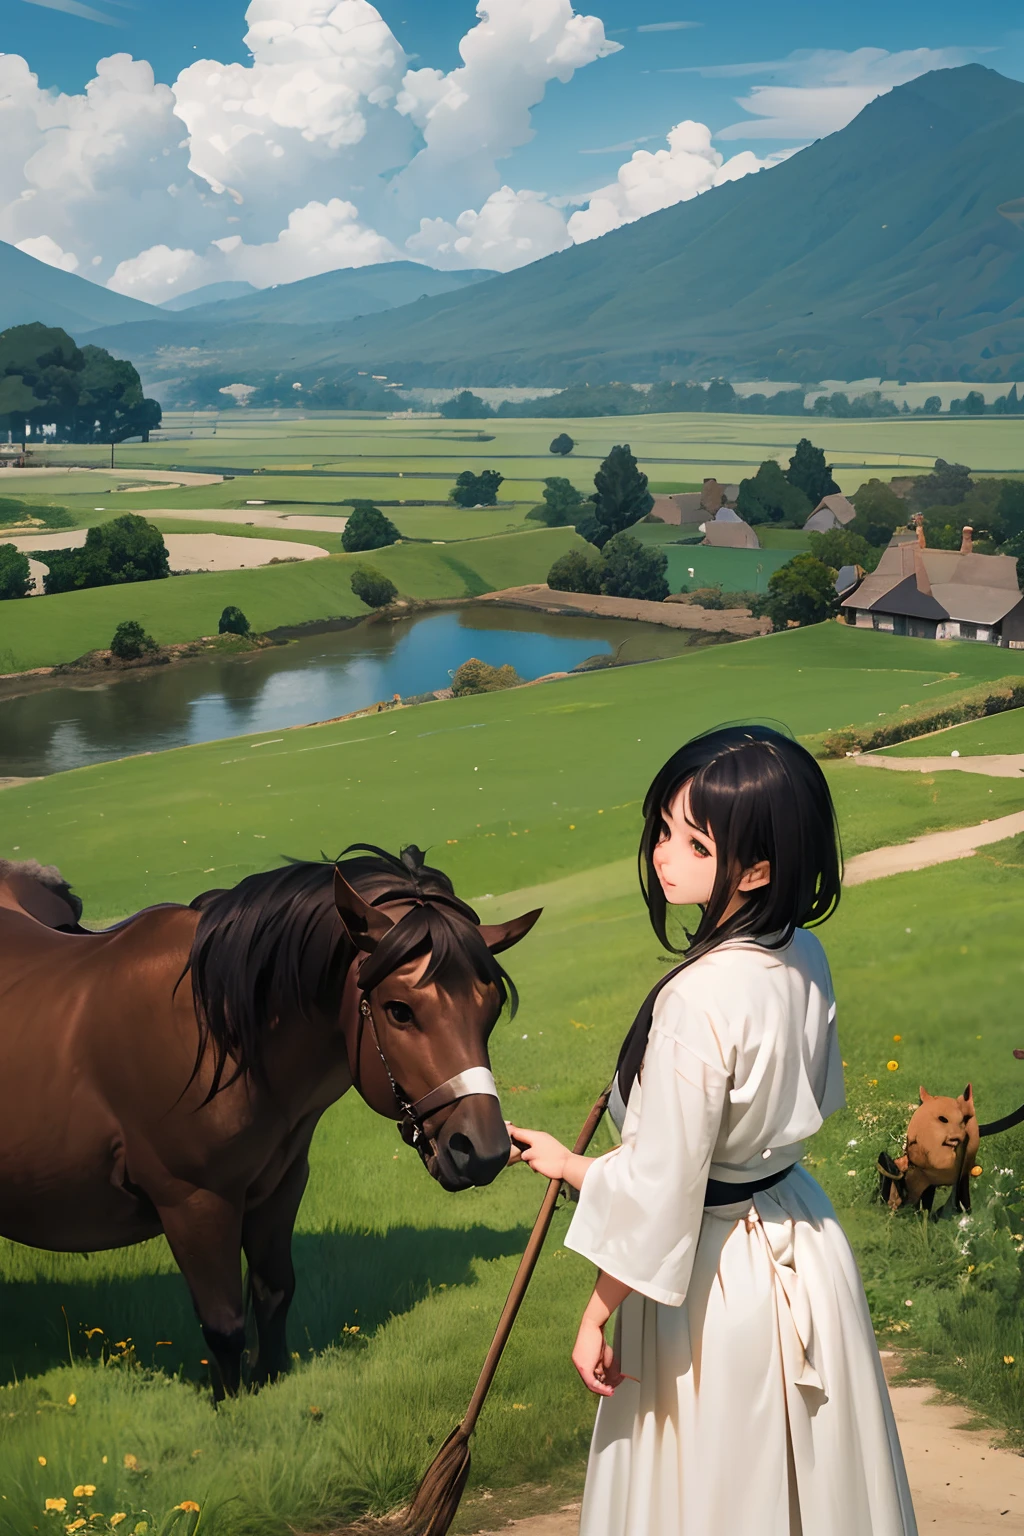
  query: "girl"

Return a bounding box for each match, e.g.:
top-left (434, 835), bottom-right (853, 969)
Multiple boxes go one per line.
top-left (508, 725), bottom-right (916, 1536)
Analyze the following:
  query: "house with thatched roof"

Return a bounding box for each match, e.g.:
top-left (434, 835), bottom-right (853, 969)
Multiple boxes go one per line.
top-left (841, 518), bottom-right (1024, 647)
top-left (649, 492), bottom-right (705, 525)
top-left (804, 493), bottom-right (857, 532)
top-left (703, 514), bottom-right (760, 550)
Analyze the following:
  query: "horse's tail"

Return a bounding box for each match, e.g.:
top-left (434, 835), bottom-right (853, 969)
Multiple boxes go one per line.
top-left (979, 1101), bottom-right (1024, 1137)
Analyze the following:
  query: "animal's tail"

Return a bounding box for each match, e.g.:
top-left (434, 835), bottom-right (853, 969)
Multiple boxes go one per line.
top-left (978, 1050), bottom-right (1024, 1137)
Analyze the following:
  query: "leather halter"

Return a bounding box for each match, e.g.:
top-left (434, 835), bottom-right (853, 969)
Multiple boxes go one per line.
top-left (358, 995), bottom-right (499, 1165)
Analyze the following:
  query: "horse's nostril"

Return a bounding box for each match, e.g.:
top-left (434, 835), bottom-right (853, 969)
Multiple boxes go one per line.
top-left (447, 1131), bottom-right (474, 1176)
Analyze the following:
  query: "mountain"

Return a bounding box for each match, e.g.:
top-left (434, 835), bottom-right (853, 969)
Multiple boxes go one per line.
top-left (169, 261), bottom-right (495, 325)
top-left (0, 241), bottom-right (164, 334)
top-left (161, 282), bottom-right (258, 311)
top-left (89, 65), bottom-right (1024, 396)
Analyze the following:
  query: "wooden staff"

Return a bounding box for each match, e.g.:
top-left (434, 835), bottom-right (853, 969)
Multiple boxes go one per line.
top-left (399, 1085), bottom-right (613, 1536)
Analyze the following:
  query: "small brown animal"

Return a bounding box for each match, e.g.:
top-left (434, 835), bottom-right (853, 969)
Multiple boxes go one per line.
top-left (878, 1085), bottom-right (979, 1213)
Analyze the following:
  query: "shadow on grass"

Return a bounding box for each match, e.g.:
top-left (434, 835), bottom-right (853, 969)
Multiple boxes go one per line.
top-left (0, 1223), bottom-right (528, 1385)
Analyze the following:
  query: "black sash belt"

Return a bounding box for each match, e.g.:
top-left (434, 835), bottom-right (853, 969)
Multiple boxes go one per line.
top-left (704, 1164), bottom-right (794, 1207)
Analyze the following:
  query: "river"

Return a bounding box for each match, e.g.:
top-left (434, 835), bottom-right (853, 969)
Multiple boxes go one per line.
top-left (0, 607), bottom-right (695, 778)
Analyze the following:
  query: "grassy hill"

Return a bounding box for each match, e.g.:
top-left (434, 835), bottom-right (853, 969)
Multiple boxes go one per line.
top-left (176, 261), bottom-right (495, 326)
top-left (91, 65), bottom-right (1024, 392)
top-left (1, 625), bottom-right (1023, 1533)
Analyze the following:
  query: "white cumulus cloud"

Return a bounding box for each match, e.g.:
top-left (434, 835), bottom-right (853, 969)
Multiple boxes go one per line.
top-left (407, 186), bottom-right (572, 272)
top-left (567, 120), bottom-right (779, 243)
top-left (15, 234), bottom-right (80, 272)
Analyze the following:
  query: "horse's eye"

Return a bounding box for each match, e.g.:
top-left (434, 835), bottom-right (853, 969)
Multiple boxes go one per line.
top-left (385, 1000), bottom-right (415, 1027)
top-left (938, 1115), bottom-right (948, 1124)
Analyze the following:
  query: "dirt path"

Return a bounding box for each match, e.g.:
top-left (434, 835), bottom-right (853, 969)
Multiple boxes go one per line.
top-left (13, 531), bottom-right (329, 590)
top-left (138, 506), bottom-right (349, 533)
top-left (843, 807), bottom-right (1024, 885)
top-left (4, 468), bottom-right (223, 488)
top-left (859, 751), bottom-right (1024, 779)
top-left (472, 1356), bottom-right (1024, 1536)
top-left (477, 584), bottom-right (770, 637)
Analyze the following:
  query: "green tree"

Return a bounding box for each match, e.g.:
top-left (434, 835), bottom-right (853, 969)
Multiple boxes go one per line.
top-left (922, 396), bottom-right (941, 415)
top-left (547, 548), bottom-right (602, 594)
top-left (0, 323), bottom-right (84, 445)
top-left (528, 476), bottom-right (588, 527)
top-left (600, 531), bottom-right (669, 601)
top-left (342, 502), bottom-right (400, 552)
top-left (350, 566), bottom-right (398, 609)
top-left (549, 432), bottom-right (575, 456)
top-left (991, 481), bottom-right (1024, 544)
top-left (43, 514), bottom-right (170, 595)
top-left (110, 619), bottom-right (158, 660)
top-left (440, 391), bottom-right (494, 419)
top-left (451, 469), bottom-right (503, 507)
top-left (0, 543), bottom-right (31, 600)
top-left (218, 605), bottom-right (251, 636)
top-left (807, 528), bottom-right (879, 573)
top-left (74, 346), bottom-right (162, 443)
top-left (785, 438), bottom-right (840, 506)
top-left (911, 459), bottom-right (972, 508)
top-left (586, 443), bottom-right (653, 548)
top-left (1002, 532), bottom-right (1024, 591)
top-left (763, 555), bottom-right (839, 629)
top-left (849, 479), bottom-right (906, 546)
top-left (705, 379), bottom-right (736, 412)
top-left (964, 391), bottom-right (986, 416)
top-left (451, 658), bottom-right (523, 696)
top-left (736, 459), bottom-right (812, 525)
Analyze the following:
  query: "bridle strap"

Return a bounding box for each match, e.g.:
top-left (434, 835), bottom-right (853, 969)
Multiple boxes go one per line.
top-left (414, 1066), bottom-right (498, 1118)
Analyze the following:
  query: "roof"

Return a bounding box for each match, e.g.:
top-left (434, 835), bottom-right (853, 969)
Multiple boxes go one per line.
top-left (649, 492), bottom-right (704, 525)
top-left (841, 538), bottom-right (1023, 624)
top-left (804, 493), bottom-right (856, 530)
top-left (703, 518), bottom-right (760, 549)
top-left (713, 507), bottom-right (742, 523)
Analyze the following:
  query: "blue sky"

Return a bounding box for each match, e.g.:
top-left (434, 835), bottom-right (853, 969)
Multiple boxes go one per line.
top-left (3, 0), bottom-right (1023, 299)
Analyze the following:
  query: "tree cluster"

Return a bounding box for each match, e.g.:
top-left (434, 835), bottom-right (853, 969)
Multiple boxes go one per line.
top-left (0, 324), bottom-right (161, 445)
top-left (0, 543), bottom-right (31, 601)
top-left (342, 502), bottom-right (400, 552)
top-left (548, 531), bottom-right (668, 603)
top-left (350, 566), bottom-right (398, 609)
top-left (41, 515), bottom-right (170, 595)
top-left (849, 461), bottom-right (1024, 583)
top-left (450, 658), bottom-right (523, 696)
top-left (451, 469), bottom-right (504, 507)
top-left (526, 476), bottom-right (588, 527)
top-left (439, 391), bottom-right (494, 419)
top-left (736, 439), bottom-right (838, 526)
top-left (494, 379), bottom-right (806, 419)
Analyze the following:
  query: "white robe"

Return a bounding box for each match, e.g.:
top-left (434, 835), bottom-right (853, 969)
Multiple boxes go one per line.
top-left (564, 928), bottom-right (917, 1536)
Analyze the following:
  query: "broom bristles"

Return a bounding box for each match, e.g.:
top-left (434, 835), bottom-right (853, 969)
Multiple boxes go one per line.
top-left (399, 1423), bottom-right (472, 1536)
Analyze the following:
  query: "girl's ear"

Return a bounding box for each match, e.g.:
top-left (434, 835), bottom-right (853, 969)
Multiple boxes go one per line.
top-left (737, 858), bottom-right (771, 893)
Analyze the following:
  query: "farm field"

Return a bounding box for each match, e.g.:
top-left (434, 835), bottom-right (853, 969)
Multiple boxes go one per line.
top-left (0, 528), bottom-right (581, 674)
top-left (879, 708), bottom-right (1024, 757)
top-left (1, 623), bottom-right (1024, 1534)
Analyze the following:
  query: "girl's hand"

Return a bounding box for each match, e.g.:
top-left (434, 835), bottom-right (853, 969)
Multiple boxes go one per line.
top-left (572, 1314), bottom-right (623, 1397)
top-left (505, 1124), bottom-right (570, 1180)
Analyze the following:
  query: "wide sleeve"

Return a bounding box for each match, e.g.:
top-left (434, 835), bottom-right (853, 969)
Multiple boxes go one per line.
top-left (563, 993), bottom-right (731, 1307)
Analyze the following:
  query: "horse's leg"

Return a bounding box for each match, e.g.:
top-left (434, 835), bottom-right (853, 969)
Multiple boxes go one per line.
top-left (158, 1190), bottom-right (246, 1401)
top-left (242, 1151), bottom-right (310, 1387)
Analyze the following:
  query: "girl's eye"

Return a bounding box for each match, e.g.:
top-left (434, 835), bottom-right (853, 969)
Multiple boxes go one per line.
top-left (690, 838), bottom-right (711, 859)
top-left (385, 1001), bottom-right (415, 1027)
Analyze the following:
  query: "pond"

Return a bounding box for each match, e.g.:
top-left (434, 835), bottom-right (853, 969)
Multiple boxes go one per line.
top-left (0, 607), bottom-right (697, 778)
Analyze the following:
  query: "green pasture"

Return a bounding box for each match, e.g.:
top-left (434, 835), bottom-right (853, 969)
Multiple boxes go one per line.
top-left (879, 707), bottom-right (1024, 757)
top-left (1, 622), bottom-right (1024, 1531)
top-left (0, 528), bottom-right (580, 673)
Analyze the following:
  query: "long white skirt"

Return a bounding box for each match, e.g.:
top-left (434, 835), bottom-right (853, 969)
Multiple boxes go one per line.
top-left (578, 1166), bottom-right (917, 1536)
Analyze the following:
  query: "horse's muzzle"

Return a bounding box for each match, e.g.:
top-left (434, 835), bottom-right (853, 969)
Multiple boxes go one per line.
top-left (429, 1094), bottom-right (511, 1191)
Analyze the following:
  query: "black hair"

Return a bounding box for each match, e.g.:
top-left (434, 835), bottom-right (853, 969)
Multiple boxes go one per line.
top-left (617, 724), bottom-right (842, 1098)
top-left (185, 844), bottom-right (515, 1100)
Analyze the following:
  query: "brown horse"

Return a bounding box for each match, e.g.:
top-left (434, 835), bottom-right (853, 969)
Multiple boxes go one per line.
top-left (0, 846), bottom-right (539, 1398)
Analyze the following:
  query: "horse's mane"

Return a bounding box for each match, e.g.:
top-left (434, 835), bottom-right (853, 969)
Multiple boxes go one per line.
top-left (185, 844), bottom-right (516, 1098)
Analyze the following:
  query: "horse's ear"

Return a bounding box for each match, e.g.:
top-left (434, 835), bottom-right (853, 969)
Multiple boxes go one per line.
top-left (478, 907), bottom-right (543, 955)
top-left (919, 1086), bottom-right (931, 1102)
top-left (334, 870), bottom-right (395, 952)
top-left (961, 1083), bottom-right (974, 1110)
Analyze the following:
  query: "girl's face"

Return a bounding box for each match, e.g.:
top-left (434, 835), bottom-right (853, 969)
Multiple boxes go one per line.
top-left (652, 782), bottom-right (770, 913)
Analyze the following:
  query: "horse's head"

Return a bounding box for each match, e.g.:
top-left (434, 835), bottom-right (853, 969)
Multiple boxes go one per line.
top-left (334, 855), bottom-right (540, 1192)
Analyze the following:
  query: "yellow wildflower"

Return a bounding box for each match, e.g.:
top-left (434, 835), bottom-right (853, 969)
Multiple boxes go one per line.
top-left (892, 1034), bottom-right (901, 1043)
top-left (66, 1521), bottom-right (87, 1532)
top-left (122, 1454), bottom-right (139, 1472)
top-left (110, 1518), bottom-right (127, 1528)
top-left (1005, 1355), bottom-right (1015, 1365)
top-left (73, 1487), bottom-right (96, 1499)
top-left (67, 1395), bottom-right (77, 1407)
top-left (886, 1061), bottom-right (899, 1072)
top-left (175, 1503), bottom-right (200, 1514)
top-left (38, 1457), bottom-right (47, 1467)
top-left (45, 1498), bottom-right (67, 1513)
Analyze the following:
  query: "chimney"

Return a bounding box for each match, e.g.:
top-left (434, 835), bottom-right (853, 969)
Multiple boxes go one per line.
top-left (914, 512), bottom-right (926, 550)
top-left (960, 525), bottom-right (973, 556)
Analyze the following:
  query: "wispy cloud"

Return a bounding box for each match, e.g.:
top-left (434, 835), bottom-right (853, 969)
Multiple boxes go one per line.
top-left (637, 20), bottom-right (701, 32)
top-left (21, 0), bottom-right (122, 20)
top-left (580, 135), bottom-right (658, 155)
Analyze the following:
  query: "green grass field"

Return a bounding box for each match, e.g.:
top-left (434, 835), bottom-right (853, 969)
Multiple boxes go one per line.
top-left (879, 707), bottom-right (1024, 757)
top-left (1, 623), bottom-right (1024, 1534)
top-left (0, 528), bottom-right (581, 673)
